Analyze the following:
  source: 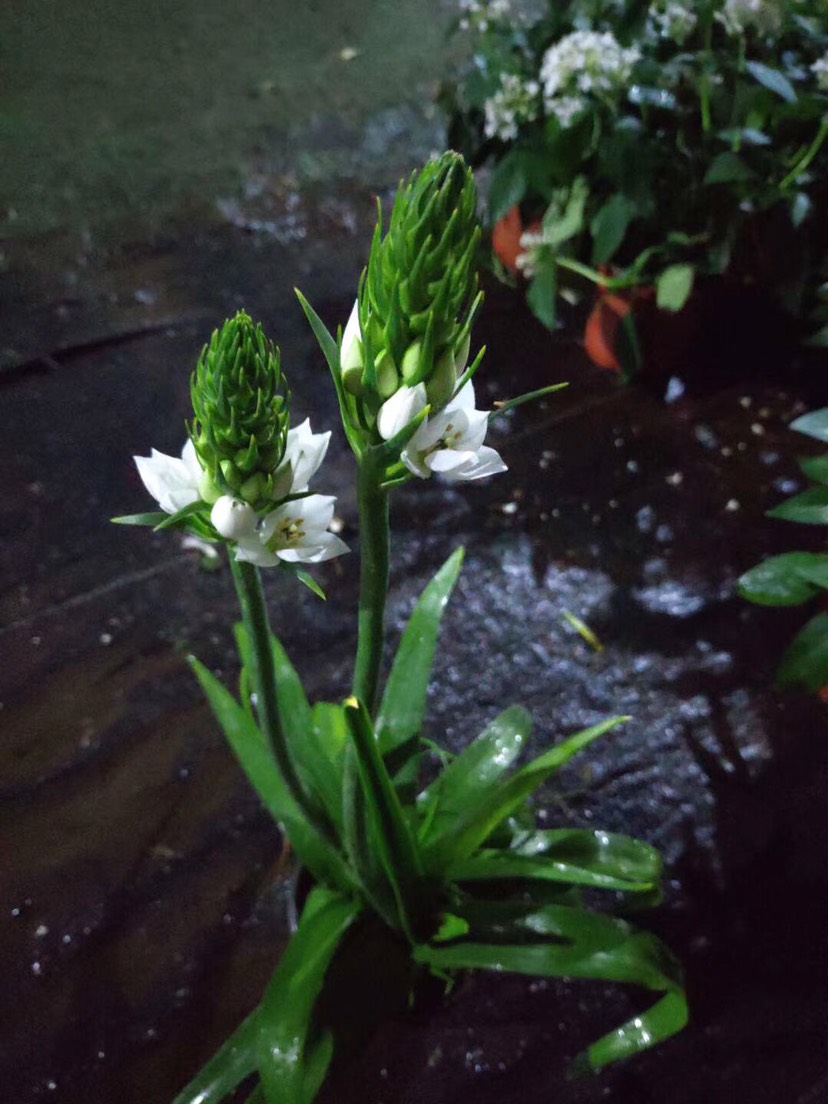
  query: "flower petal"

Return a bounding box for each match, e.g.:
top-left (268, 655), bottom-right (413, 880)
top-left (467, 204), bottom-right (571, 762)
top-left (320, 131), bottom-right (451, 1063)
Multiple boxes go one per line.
top-left (426, 448), bottom-right (480, 473)
top-left (211, 496), bottom-right (258, 539)
top-left (134, 444), bottom-right (202, 514)
top-left (274, 419), bottom-right (332, 496)
top-left (377, 384), bottom-right (428, 441)
top-left (340, 299), bottom-right (362, 372)
top-left (443, 445), bottom-right (508, 481)
top-left (277, 532), bottom-right (350, 563)
top-left (233, 538), bottom-right (282, 568)
top-left (446, 380), bottom-right (476, 413)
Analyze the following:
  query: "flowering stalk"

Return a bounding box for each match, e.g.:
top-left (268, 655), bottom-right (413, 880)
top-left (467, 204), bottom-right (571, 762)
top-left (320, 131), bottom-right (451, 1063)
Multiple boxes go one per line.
top-left (353, 454), bottom-right (390, 716)
top-left (230, 557), bottom-right (317, 823)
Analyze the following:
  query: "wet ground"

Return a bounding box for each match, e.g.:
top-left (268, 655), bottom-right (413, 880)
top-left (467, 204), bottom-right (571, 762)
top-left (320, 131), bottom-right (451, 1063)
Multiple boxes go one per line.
top-left (5, 4), bottom-right (828, 1102)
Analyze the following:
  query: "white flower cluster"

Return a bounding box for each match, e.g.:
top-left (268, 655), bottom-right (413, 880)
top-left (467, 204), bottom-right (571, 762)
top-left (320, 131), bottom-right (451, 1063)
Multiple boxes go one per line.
top-left (376, 381), bottom-right (507, 482)
top-left (646, 1), bottom-right (698, 43)
top-left (718, 0), bottom-right (783, 36)
top-left (135, 421), bottom-right (349, 567)
top-left (540, 31), bottom-right (640, 128)
top-left (483, 73), bottom-right (541, 141)
top-left (458, 0), bottom-right (511, 32)
top-left (514, 227), bottom-right (544, 277)
top-left (813, 51), bottom-right (828, 92)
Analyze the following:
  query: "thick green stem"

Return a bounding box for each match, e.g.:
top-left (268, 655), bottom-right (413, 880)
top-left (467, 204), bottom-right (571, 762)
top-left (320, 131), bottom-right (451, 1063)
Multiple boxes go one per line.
top-left (230, 557), bottom-right (310, 817)
top-left (353, 454), bottom-right (390, 716)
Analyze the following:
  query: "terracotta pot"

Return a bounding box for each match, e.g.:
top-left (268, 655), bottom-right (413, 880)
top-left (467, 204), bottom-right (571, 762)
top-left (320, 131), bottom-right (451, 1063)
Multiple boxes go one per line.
top-left (583, 290), bottom-right (634, 373)
top-left (491, 205), bottom-right (542, 276)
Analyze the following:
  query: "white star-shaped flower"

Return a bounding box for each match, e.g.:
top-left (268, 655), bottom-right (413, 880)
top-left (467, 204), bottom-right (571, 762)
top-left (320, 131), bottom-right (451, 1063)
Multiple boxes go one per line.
top-left (133, 439), bottom-right (202, 514)
top-left (377, 381), bottom-right (507, 482)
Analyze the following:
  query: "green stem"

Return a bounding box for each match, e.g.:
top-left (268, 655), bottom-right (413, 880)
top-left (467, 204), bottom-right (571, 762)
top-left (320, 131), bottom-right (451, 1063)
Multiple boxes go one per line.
top-left (555, 256), bottom-right (639, 290)
top-left (230, 557), bottom-right (311, 818)
top-left (353, 453), bottom-right (390, 716)
top-left (779, 118), bottom-right (828, 192)
top-left (699, 20), bottom-right (713, 135)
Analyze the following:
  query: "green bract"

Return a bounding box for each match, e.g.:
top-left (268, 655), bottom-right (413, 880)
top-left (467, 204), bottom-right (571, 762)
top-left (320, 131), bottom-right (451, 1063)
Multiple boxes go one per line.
top-left (344, 151), bottom-right (483, 420)
top-left (190, 310), bottom-right (291, 508)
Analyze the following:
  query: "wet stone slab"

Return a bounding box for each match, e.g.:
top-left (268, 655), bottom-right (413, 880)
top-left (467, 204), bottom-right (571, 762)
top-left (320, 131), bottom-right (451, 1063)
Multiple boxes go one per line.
top-left (2, 208), bottom-right (828, 1103)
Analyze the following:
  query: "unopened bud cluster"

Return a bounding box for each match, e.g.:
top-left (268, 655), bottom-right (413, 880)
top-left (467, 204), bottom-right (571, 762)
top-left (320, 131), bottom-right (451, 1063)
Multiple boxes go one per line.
top-left (190, 311), bottom-right (291, 508)
top-left (341, 152), bottom-right (482, 425)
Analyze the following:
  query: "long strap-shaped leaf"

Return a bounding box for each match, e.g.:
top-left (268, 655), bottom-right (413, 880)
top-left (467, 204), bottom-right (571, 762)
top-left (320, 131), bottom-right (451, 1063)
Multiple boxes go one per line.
top-left (447, 850), bottom-right (657, 895)
top-left (415, 904), bottom-right (687, 1074)
top-left (257, 887), bottom-right (361, 1104)
top-left (422, 716), bottom-right (628, 874)
top-left (376, 547), bottom-right (465, 760)
top-left (344, 697), bottom-right (428, 940)
top-left (190, 657), bottom-right (354, 893)
top-left (269, 634), bottom-right (346, 829)
top-left (171, 1008), bottom-right (260, 1104)
top-left (418, 704), bottom-right (531, 846)
top-left (447, 829), bottom-right (663, 895)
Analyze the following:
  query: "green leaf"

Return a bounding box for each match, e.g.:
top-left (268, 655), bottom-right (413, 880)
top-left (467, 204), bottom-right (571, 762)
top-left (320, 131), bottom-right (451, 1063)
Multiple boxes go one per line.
top-left (487, 150), bottom-right (530, 223)
top-left (282, 564), bottom-right (327, 600)
top-left (295, 290), bottom-right (363, 458)
top-left (791, 410), bottom-right (828, 442)
top-left (767, 486), bottom-right (828, 524)
top-left (799, 455), bottom-right (828, 484)
top-left (805, 324), bottom-right (828, 349)
top-left (376, 548), bottom-right (465, 760)
top-left (542, 177), bottom-right (588, 247)
top-left (591, 194), bottom-right (635, 266)
top-left (526, 261), bottom-right (559, 331)
top-left (449, 828), bottom-right (662, 895)
top-left (777, 613), bottom-right (828, 691)
top-left (745, 60), bottom-right (797, 103)
top-left (415, 904), bottom-right (686, 1074)
top-left (422, 716), bottom-right (627, 874)
top-left (154, 500), bottom-right (206, 531)
top-left (418, 705), bottom-right (531, 850)
top-left (111, 511), bottom-right (168, 527)
top-left (189, 657), bottom-right (353, 892)
top-left (656, 264), bottom-right (695, 312)
top-left (344, 699), bottom-right (427, 937)
top-left (257, 888), bottom-right (361, 1104)
top-left (703, 152), bottom-right (755, 185)
top-left (616, 311), bottom-right (642, 384)
top-left (268, 638), bottom-right (345, 830)
top-left (717, 127), bottom-right (771, 146)
top-left (738, 552), bottom-right (828, 606)
top-left (171, 1009), bottom-right (260, 1104)
top-left (447, 850), bottom-right (657, 893)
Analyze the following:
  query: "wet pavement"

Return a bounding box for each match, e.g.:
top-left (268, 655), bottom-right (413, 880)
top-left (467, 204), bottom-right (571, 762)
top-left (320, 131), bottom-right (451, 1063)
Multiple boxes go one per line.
top-left (3, 193), bottom-right (828, 1103)
top-left (4, 5), bottom-right (828, 1094)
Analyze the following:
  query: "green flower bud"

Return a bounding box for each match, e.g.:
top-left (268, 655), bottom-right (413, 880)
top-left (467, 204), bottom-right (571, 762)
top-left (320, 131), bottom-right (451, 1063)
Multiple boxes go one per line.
top-left (189, 311), bottom-right (290, 508)
top-left (425, 349), bottom-right (457, 411)
top-left (353, 151), bottom-right (483, 417)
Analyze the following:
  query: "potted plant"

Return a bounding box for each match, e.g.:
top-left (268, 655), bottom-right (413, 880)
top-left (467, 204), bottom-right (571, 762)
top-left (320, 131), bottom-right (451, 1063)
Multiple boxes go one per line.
top-left (441, 0), bottom-right (828, 378)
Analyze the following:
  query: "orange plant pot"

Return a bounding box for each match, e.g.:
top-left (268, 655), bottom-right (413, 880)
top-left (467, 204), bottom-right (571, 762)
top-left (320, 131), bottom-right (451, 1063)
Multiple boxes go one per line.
top-left (491, 205), bottom-right (542, 276)
top-left (583, 291), bottom-right (633, 373)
